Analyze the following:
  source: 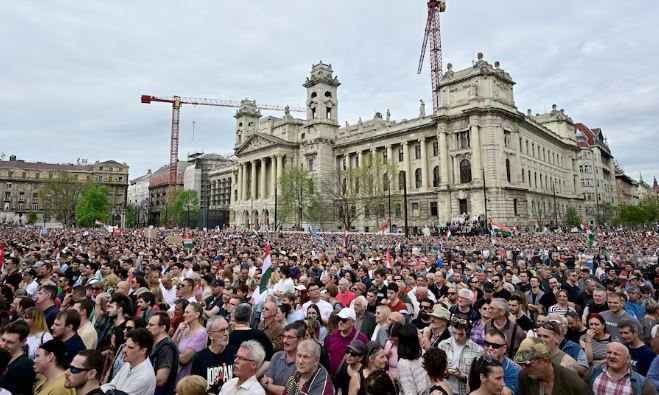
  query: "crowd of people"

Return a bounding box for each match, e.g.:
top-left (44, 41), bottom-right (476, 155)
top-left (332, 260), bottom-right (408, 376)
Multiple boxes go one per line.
top-left (0, 224), bottom-right (658, 395)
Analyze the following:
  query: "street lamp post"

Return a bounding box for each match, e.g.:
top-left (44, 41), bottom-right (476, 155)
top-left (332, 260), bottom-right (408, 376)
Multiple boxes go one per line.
top-left (482, 168), bottom-right (488, 230)
top-left (403, 171), bottom-right (409, 238)
top-left (387, 177), bottom-right (392, 233)
top-left (552, 181), bottom-right (559, 227)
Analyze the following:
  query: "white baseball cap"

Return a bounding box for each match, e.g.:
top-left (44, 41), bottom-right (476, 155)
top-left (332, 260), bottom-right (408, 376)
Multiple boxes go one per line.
top-left (337, 307), bottom-right (356, 321)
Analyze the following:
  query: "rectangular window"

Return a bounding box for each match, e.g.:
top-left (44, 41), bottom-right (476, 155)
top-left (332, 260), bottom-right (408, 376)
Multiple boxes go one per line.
top-left (395, 204), bottom-right (401, 218)
top-left (514, 199), bottom-right (518, 216)
top-left (3, 202), bottom-right (8, 210)
top-left (18, 192), bottom-right (25, 202)
top-left (430, 202), bottom-right (438, 216)
top-left (457, 131), bottom-right (470, 149)
top-left (308, 158), bottom-right (315, 172)
top-left (32, 203), bottom-right (38, 211)
top-left (433, 141), bottom-right (439, 156)
top-left (415, 144), bottom-right (421, 160)
top-left (3, 192), bottom-right (9, 200)
top-left (4, 182), bottom-right (10, 189)
top-left (18, 202), bottom-right (24, 210)
top-left (398, 148), bottom-right (404, 162)
top-left (411, 202), bottom-right (419, 217)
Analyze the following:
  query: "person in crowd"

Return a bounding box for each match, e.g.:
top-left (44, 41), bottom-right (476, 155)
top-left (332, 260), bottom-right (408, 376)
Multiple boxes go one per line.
top-left (483, 327), bottom-right (521, 395)
top-left (22, 306), bottom-right (54, 359)
top-left (303, 318), bottom-right (331, 371)
top-left (422, 305), bottom-right (451, 350)
top-left (173, 301), bottom-right (208, 381)
top-left (352, 296), bottom-right (376, 340)
top-left (105, 316), bottom-right (145, 382)
top-left (306, 303), bottom-right (328, 342)
top-left (228, 302), bottom-right (274, 372)
top-left (169, 298), bottom-right (189, 336)
top-left (0, 320), bottom-right (36, 395)
top-left (467, 355), bottom-right (509, 395)
top-left (565, 309), bottom-right (588, 343)
top-left (347, 341), bottom-right (388, 395)
top-left (535, 321), bottom-right (580, 373)
top-left (422, 347), bottom-right (452, 395)
top-left (175, 375), bottom-right (208, 395)
top-left (647, 324), bottom-right (659, 392)
top-left (600, 291), bottom-right (642, 338)
top-left (72, 299), bottom-right (98, 350)
top-left (33, 340), bottom-right (75, 395)
top-left (334, 339), bottom-right (365, 395)
top-left (515, 337), bottom-right (590, 395)
top-left (397, 323), bottom-right (431, 395)
top-left (582, 287), bottom-right (609, 321)
top-left (302, 282), bottom-right (333, 323)
top-left (325, 307), bottom-right (369, 375)
top-left (508, 293), bottom-right (535, 332)
top-left (580, 312), bottom-right (617, 366)
top-left (190, 316), bottom-right (236, 395)
top-left (37, 284), bottom-right (60, 329)
top-left (471, 299), bottom-right (491, 347)
top-left (371, 305), bottom-right (391, 346)
top-left (51, 309), bottom-right (86, 366)
top-left (625, 286), bottom-right (646, 321)
top-left (583, 342), bottom-right (656, 395)
top-left (101, 328), bottom-right (156, 395)
top-left (548, 289), bottom-right (576, 316)
top-left (282, 339), bottom-right (334, 395)
top-left (364, 368), bottom-right (397, 395)
top-left (258, 300), bottom-right (284, 352)
top-left (618, 319), bottom-right (656, 377)
top-left (383, 321), bottom-right (402, 380)
top-left (450, 288), bottom-right (480, 322)
top-left (642, 299), bottom-right (658, 345)
top-left (97, 292), bottom-right (130, 352)
top-left (525, 276), bottom-right (545, 322)
top-left (484, 298), bottom-right (526, 357)
top-left (64, 349), bottom-right (105, 395)
top-left (137, 290), bottom-right (158, 323)
top-left (218, 340), bottom-right (266, 395)
top-left (262, 321), bottom-right (306, 395)
top-left (438, 314), bottom-right (484, 395)
top-left (147, 312), bottom-right (179, 395)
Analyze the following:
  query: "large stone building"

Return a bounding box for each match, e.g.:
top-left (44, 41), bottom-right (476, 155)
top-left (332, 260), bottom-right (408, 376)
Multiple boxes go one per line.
top-left (615, 166), bottom-right (639, 206)
top-left (211, 54), bottom-right (628, 231)
top-left (127, 169), bottom-right (152, 227)
top-left (0, 155), bottom-right (128, 225)
top-left (148, 161), bottom-right (190, 225)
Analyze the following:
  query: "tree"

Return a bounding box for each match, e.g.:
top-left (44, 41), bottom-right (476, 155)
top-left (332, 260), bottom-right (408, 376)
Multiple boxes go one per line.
top-left (39, 172), bottom-right (84, 225)
top-left (531, 196), bottom-right (550, 227)
top-left (75, 185), bottom-right (110, 227)
top-left (125, 205), bottom-right (137, 228)
top-left (320, 164), bottom-right (362, 230)
top-left (278, 166), bottom-right (318, 229)
top-left (170, 189), bottom-right (200, 227)
top-left (357, 156), bottom-right (399, 231)
top-left (27, 212), bottom-right (38, 225)
top-left (563, 206), bottom-right (580, 227)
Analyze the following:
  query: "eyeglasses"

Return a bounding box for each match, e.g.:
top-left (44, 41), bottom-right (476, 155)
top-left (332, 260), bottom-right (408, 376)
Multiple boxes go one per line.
top-left (283, 335), bottom-right (300, 340)
top-left (518, 358), bottom-right (537, 367)
top-left (451, 317), bottom-right (469, 325)
top-left (339, 318), bottom-right (351, 323)
top-left (477, 355), bottom-right (499, 369)
top-left (345, 350), bottom-right (363, 357)
top-left (483, 340), bottom-right (506, 350)
top-left (234, 355), bottom-right (255, 362)
top-left (420, 305), bottom-right (433, 310)
top-left (68, 366), bottom-right (93, 374)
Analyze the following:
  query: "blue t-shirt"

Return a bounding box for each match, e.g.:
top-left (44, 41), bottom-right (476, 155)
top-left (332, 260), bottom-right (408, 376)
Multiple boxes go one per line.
top-left (628, 344), bottom-right (656, 376)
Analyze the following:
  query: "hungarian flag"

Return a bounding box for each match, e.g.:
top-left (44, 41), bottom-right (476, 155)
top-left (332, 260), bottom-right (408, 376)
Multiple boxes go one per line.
top-left (259, 246), bottom-right (273, 294)
top-left (380, 218), bottom-right (390, 234)
top-left (446, 228), bottom-right (452, 240)
top-left (183, 233), bottom-right (193, 249)
top-left (343, 224), bottom-right (347, 247)
top-left (386, 247), bottom-right (393, 269)
top-left (0, 243), bottom-right (4, 272)
top-left (491, 220), bottom-right (512, 237)
top-left (579, 221), bottom-right (595, 248)
top-left (513, 226), bottom-right (520, 236)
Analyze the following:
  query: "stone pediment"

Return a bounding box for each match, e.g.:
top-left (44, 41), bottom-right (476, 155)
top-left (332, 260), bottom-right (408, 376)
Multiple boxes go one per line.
top-left (235, 133), bottom-right (297, 156)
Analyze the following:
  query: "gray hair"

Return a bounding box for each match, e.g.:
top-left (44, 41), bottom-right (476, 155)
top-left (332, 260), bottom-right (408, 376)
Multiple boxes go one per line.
top-left (240, 340), bottom-right (266, 367)
top-left (206, 315), bottom-right (227, 331)
top-left (547, 313), bottom-right (568, 335)
top-left (353, 295), bottom-right (367, 308)
top-left (627, 286), bottom-right (641, 296)
top-left (491, 298), bottom-right (509, 315)
top-left (457, 288), bottom-right (474, 300)
top-left (297, 339), bottom-right (321, 359)
top-left (233, 303), bottom-right (252, 324)
top-left (645, 299), bottom-right (658, 314)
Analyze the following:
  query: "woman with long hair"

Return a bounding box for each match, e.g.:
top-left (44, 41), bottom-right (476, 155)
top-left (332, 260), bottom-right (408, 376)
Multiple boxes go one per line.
top-left (397, 323), bottom-right (431, 395)
top-left (384, 322), bottom-right (402, 381)
top-left (348, 341), bottom-right (388, 395)
top-left (364, 368), bottom-right (397, 395)
top-left (173, 302), bottom-right (208, 381)
top-left (306, 304), bottom-right (328, 343)
top-left (580, 312), bottom-right (617, 365)
top-left (548, 289), bottom-right (575, 316)
top-left (468, 355), bottom-right (508, 395)
top-left (371, 305), bottom-right (391, 346)
top-left (470, 301), bottom-right (491, 347)
top-left (303, 318), bottom-right (331, 372)
top-left (21, 307), bottom-right (53, 359)
top-left (423, 347), bottom-right (452, 395)
top-left (335, 339), bottom-right (365, 395)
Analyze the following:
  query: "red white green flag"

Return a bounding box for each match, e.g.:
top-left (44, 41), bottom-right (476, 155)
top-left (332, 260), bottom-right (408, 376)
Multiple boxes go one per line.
top-left (183, 233), bottom-right (193, 249)
top-left (579, 221), bottom-right (595, 248)
top-left (491, 221), bottom-right (512, 237)
top-left (259, 246), bottom-right (272, 294)
top-left (446, 228), bottom-right (452, 240)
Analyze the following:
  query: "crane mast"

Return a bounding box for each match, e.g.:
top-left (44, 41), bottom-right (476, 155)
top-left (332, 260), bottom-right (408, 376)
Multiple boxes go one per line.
top-left (417, 0), bottom-right (446, 113)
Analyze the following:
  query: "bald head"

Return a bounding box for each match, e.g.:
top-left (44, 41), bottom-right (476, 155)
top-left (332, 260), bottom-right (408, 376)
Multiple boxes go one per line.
top-left (606, 341), bottom-right (631, 373)
top-left (389, 312), bottom-right (405, 326)
top-left (608, 341), bottom-right (630, 358)
top-left (415, 286), bottom-right (428, 300)
top-left (116, 281), bottom-right (129, 295)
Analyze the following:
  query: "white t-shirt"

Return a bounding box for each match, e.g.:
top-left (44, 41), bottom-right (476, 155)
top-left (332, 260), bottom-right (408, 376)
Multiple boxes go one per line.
top-left (274, 278), bottom-right (295, 296)
top-left (302, 299), bottom-right (333, 323)
top-left (26, 331), bottom-right (53, 359)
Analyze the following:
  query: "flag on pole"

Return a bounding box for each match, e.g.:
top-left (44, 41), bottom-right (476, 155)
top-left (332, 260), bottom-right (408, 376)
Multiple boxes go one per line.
top-left (343, 224), bottom-right (347, 247)
top-left (491, 220), bottom-right (512, 237)
top-left (513, 226), bottom-right (520, 236)
top-left (446, 227), bottom-right (452, 240)
top-left (579, 221), bottom-right (595, 248)
top-left (259, 246), bottom-right (273, 294)
top-left (386, 247), bottom-right (393, 269)
top-left (183, 233), bottom-right (193, 249)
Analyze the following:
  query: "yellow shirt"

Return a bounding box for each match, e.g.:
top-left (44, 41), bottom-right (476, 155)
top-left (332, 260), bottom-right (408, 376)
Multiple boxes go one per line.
top-left (33, 373), bottom-right (76, 395)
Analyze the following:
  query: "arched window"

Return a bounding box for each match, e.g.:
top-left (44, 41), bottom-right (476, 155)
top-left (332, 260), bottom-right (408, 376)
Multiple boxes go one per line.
top-left (415, 168), bottom-right (422, 188)
top-left (399, 171), bottom-right (406, 191)
top-left (433, 166), bottom-right (440, 187)
top-left (506, 159), bottom-right (511, 183)
top-left (460, 159), bottom-right (472, 183)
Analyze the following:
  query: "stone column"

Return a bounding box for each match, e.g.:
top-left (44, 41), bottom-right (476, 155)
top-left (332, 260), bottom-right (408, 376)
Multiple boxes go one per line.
top-left (270, 155), bottom-right (277, 197)
top-left (237, 164), bottom-right (243, 201)
top-left (259, 158), bottom-right (267, 199)
top-left (513, 129), bottom-right (523, 184)
top-left (243, 163), bottom-right (249, 201)
top-left (439, 128), bottom-right (449, 186)
top-left (419, 138), bottom-right (427, 189)
top-left (276, 155), bottom-right (283, 187)
top-left (370, 147), bottom-right (378, 177)
top-left (402, 141), bottom-right (410, 189)
top-left (470, 122), bottom-right (482, 182)
top-left (250, 161), bottom-right (257, 200)
top-left (386, 145), bottom-right (393, 164)
top-left (358, 150), bottom-right (363, 169)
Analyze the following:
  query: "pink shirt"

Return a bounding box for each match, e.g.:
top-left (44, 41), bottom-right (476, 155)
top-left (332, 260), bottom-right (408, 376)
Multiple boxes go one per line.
top-left (176, 328), bottom-right (208, 381)
top-left (336, 290), bottom-right (356, 308)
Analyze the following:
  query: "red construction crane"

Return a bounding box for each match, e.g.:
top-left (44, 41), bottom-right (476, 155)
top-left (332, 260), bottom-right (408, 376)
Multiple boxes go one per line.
top-left (417, 0), bottom-right (446, 113)
top-left (141, 95), bottom-right (305, 187)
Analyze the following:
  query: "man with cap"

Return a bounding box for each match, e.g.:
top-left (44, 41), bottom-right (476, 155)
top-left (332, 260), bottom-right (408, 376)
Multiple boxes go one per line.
top-left (476, 282), bottom-right (495, 310)
top-left (324, 307), bottom-right (368, 375)
top-left (335, 339), bottom-right (366, 395)
top-left (515, 337), bottom-right (591, 395)
top-left (33, 340), bottom-right (75, 395)
top-left (422, 305), bottom-right (451, 350)
top-left (204, 279), bottom-right (225, 318)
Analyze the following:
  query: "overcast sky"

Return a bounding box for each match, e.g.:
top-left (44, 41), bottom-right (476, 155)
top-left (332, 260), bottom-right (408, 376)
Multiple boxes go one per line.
top-left (2, 1), bottom-right (657, 184)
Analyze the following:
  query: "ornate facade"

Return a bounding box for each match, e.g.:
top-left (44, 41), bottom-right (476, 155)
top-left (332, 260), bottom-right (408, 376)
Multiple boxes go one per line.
top-left (211, 54), bottom-right (625, 231)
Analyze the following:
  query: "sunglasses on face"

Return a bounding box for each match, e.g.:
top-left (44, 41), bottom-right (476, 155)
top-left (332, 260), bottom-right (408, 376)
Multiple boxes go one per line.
top-left (69, 366), bottom-right (93, 374)
top-left (483, 340), bottom-right (506, 350)
top-left (451, 317), bottom-right (469, 325)
top-left (345, 350), bottom-right (363, 357)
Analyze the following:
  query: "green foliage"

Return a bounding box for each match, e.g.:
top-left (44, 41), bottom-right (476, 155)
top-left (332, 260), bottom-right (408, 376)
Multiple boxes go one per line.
top-left (125, 205), bottom-right (137, 228)
top-left (357, 156), bottom-right (399, 228)
top-left (563, 206), bottom-right (580, 227)
top-left (39, 172), bottom-right (84, 225)
top-left (278, 166), bottom-right (318, 228)
top-left (612, 196), bottom-right (659, 226)
top-left (27, 212), bottom-right (39, 225)
top-left (172, 189), bottom-right (200, 227)
top-left (75, 185), bottom-right (110, 227)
